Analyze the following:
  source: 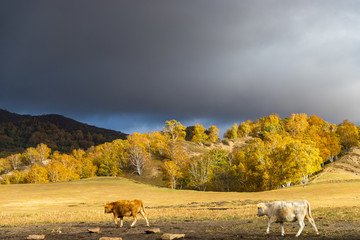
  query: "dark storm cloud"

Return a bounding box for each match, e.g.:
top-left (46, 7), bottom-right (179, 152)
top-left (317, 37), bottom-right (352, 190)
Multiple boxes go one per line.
top-left (1, 0), bottom-right (360, 133)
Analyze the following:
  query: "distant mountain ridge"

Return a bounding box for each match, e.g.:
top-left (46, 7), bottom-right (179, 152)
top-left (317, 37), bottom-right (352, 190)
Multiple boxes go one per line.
top-left (0, 109), bottom-right (128, 155)
top-left (0, 109), bottom-right (32, 123)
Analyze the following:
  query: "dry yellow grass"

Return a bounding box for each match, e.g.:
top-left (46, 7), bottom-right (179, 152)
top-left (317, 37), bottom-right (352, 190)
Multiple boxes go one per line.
top-left (1, 177), bottom-right (360, 226)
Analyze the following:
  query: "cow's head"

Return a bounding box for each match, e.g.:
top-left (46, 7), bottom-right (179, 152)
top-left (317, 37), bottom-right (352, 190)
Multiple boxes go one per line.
top-left (104, 202), bottom-right (114, 213)
top-left (257, 203), bottom-right (266, 217)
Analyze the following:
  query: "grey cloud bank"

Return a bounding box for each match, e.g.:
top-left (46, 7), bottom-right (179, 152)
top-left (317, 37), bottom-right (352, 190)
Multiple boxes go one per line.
top-left (1, 0), bottom-right (360, 134)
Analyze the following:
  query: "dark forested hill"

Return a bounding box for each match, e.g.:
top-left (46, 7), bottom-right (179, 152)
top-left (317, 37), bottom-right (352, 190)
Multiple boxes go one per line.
top-left (0, 109), bottom-right (128, 155)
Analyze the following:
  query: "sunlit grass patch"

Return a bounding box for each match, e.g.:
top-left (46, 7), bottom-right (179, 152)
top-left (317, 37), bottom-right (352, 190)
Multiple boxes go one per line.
top-left (311, 172), bottom-right (360, 183)
top-left (1, 177), bottom-right (360, 226)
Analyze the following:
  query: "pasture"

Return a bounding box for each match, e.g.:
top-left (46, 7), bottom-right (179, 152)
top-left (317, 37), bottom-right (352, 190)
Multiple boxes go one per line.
top-left (1, 177), bottom-right (360, 239)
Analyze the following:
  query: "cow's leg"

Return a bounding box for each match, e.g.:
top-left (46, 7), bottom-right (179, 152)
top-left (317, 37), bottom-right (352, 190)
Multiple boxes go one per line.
top-left (119, 217), bottom-right (124, 228)
top-left (306, 216), bottom-right (319, 235)
top-left (280, 222), bottom-right (285, 236)
top-left (139, 209), bottom-right (150, 227)
top-left (130, 215), bottom-right (138, 228)
top-left (296, 219), bottom-right (305, 237)
top-left (266, 218), bottom-right (275, 234)
top-left (113, 214), bottom-right (118, 225)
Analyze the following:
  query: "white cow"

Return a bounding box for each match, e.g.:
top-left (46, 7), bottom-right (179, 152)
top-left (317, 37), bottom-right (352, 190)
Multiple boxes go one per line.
top-left (257, 200), bottom-right (319, 237)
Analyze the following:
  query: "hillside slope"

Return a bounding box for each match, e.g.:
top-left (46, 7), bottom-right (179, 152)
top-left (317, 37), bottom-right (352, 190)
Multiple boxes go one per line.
top-left (136, 138), bottom-right (360, 187)
top-left (125, 138), bottom-right (251, 186)
top-left (311, 147), bottom-right (360, 183)
top-left (0, 109), bottom-right (128, 154)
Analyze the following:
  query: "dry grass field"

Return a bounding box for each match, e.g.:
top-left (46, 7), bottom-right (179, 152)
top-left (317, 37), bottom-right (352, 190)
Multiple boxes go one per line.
top-left (1, 176), bottom-right (360, 239)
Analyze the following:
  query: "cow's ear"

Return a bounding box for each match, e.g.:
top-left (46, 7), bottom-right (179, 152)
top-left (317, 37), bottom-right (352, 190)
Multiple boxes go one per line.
top-left (257, 204), bottom-right (262, 208)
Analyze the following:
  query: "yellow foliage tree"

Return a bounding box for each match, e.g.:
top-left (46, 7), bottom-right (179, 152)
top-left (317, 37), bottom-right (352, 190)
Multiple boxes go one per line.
top-left (261, 113), bottom-right (281, 133)
top-left (187, 155), bottom-right (213, 191)
top-left (285, 113), bottom-right (309, 138)
top-left (162, 160), bottom-right (183, 189)
top-left (36, 143), bottom-right (51, 163)
top-left (6, 153), bottom-right (21, 170)
top-left (235, 138), bottom-right (268, 191)
top-left (207, 125), bottom-right (220, 142)
top-left (285, 139), bottom-right (322, 184)
top-left (90, 141), bottom-right (124, 177)
top-left (22, 147), bottom-right (40, 165)
top-left (72, 149), bottom-right (97, 178)
top-left (48, 152), bottom-right (81, 182)
top-left (192, 124), bottom-right (208, 143)
top-left (224, 123), bottom-right (238, 139)
top-left (9, 170), bottom-right (27, 184)
top-left (337, 119), bottom-right (360, 151)
top-left (238, 120), bottom-right (252, 137)
top-left (26, 164), bottom-right (49, 184)
top-left (127, 133), bottom-right (151, 175)
top-left (163, 120), bottom-right (186, 142)
top-left (148, 131), bottom-right (167, 156)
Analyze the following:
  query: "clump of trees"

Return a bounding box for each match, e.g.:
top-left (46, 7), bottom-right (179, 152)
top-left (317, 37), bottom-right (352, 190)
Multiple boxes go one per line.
top-left (0, 120), bottom-right (220, 187)
top-left (1, 114), bottom-right (360, 193)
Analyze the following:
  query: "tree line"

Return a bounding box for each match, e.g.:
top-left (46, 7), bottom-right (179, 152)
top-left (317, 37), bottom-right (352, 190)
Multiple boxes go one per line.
top-left (1, 114), bottom-right (359, 192)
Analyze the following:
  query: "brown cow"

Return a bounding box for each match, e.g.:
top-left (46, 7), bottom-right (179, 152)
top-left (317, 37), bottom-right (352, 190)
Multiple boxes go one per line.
top-left (104, 199), bottom-right (150, 228)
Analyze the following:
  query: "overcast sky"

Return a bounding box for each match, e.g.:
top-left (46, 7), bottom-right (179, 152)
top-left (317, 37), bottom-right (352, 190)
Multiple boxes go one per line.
top-left (1, 1), bottom-right (360, 135)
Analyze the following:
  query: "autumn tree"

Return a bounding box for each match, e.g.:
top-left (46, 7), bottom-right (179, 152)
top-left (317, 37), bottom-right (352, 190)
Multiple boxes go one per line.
top-left (337, 120), bottom-right (359, 151)
top-left (26, 164), bottom-right (49, 184)
top-left (91, 142), bottom-right (123, 176)
top-left (209, 149), bottom-right (239, 191)
top-left (47, 152), bottom-right (82, 182)
top-left (148, 131), bottom-right (167, 156)
top-left (9, 170), bottom-right (26, 184)
top-left (36, 143), bottom-right (51, 163)
top-left (207, 125), bottom-right (220, 142)
top-left (127, 133), bottom-right (151, 176)
top-left (187, 155), bottom-right (213, 191)
top-left (72, 149), bottom-right (97, 178)
top-left (164, 141), bottom-right (189, 168)
top-left (238, 120), bottom-right (252, 137)
top-left (46, 159), bottom-right (63, 182)
top-left (261, 113), bottom-right (281, 134)
top-left (7, 153), bottom-right (21, 170)
top-left (0, 157), bottom-right (11, 174)
top-left (262, 132), bottom-right (293, 188)
top-left (235, 138), bottom-right (268, 191)
top-left (163, 120), bottom-right (186, 142)
top-left (22, 147), bottom-right (40, 165)
top-left (224, 123), bottom-right (238, 139)
top-left (162, 160), bottom-right (183, 189)
top-left (285, 113), bottom-right (309, 138)
top-left (306, 116), bottom-right (341, 164)
top-left (109, 139), bottom-right (129, 169)
top-left (192, 124), bottom-right (208, 143)
top-left (284, 139), bottom-right (322, 184)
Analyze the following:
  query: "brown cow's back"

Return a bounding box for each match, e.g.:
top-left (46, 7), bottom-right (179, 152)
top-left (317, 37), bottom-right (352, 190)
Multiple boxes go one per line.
top-left (112, 200), bottom-right (143, 217)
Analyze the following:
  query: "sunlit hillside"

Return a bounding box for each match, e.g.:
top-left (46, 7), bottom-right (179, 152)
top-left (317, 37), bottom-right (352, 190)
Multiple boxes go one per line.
top-left (311, 147), bottom-right (360, 183)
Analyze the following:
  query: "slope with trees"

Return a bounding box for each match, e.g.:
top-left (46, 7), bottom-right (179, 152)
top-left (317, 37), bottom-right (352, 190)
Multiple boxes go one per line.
top-left (0, 109), bottom-right (127, 155)
top-left (1, 113), bottom-right (360, 193)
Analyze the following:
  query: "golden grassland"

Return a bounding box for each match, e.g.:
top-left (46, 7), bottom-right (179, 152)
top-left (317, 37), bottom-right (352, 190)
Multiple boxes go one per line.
top-left (1, 177), bottom-right (360, 226)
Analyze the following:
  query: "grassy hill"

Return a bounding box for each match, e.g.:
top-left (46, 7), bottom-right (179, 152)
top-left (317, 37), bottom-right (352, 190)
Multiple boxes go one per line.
top-left (123, 138), bottom-right (251, 186)
top-left (120, 137), bottom-right (360, 190)
top-left (311, 147), bottom-right (360, 183)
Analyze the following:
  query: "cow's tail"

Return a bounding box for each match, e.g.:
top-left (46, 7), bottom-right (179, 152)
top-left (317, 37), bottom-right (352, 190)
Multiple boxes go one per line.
top-left (305, 200), bottom-right (313, 219)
